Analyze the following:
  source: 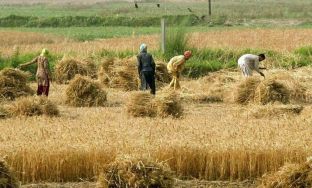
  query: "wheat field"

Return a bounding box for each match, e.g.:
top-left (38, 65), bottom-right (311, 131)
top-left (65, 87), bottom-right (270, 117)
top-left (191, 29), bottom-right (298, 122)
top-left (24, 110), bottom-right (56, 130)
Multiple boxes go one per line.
top-left (1, 28), bottom-right (312, 56)
top-left (1, 67), bottom-right (312, 184)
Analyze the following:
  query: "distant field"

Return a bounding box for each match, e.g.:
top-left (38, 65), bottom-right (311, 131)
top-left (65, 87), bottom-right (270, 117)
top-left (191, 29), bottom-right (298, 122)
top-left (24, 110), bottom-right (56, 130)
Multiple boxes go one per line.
top-left (0, 0), bottom-right (311, 20)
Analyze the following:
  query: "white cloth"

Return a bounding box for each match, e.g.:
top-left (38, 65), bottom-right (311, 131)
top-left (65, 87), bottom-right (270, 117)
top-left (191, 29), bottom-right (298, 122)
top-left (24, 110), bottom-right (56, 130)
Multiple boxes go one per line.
top-left (238, 54), bottom-right (260, 77)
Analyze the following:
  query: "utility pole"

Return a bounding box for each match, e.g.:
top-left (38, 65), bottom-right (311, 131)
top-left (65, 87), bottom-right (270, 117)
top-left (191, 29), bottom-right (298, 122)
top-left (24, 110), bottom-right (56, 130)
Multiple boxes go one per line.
top-left (208, 0), bottom-right (212, 16)
top-left (161, 18), bottom-right (166, 54)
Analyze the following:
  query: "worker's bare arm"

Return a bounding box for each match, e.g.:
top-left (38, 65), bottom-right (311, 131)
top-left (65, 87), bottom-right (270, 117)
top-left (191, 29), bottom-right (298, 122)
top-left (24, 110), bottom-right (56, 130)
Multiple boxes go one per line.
top-left (19, 57), bottom-right (38, 68)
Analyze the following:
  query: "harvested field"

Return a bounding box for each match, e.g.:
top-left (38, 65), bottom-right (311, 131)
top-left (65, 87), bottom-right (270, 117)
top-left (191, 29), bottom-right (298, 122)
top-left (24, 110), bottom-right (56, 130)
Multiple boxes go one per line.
top-left (1, 67), bottom-right (312, 185)
top-left (1, 52), bottom-right (312, 188)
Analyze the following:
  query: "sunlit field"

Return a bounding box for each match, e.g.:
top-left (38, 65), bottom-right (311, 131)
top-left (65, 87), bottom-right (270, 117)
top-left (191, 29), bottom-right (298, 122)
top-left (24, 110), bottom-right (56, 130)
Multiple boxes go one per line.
top-left (1, 0), bottom-right (312, 187)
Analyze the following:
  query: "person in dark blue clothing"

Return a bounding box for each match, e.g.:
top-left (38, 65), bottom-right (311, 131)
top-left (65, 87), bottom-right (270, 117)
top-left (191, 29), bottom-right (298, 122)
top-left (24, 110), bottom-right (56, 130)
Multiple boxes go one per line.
top-left (137, 43), bottom-right (156, 95)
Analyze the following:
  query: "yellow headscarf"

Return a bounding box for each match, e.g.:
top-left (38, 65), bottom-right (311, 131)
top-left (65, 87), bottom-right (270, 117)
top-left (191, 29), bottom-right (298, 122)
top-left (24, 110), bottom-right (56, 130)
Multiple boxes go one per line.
top-left (40, 48), bottom-right (49, 57)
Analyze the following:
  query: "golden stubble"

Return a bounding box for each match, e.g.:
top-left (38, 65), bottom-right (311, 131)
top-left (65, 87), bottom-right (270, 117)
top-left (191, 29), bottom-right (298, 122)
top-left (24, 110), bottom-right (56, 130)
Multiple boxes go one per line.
top-left (1, 67), bottom-right (312, 183)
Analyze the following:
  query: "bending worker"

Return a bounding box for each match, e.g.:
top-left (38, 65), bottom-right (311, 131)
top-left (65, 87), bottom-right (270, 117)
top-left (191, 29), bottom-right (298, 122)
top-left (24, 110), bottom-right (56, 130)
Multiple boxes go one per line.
top-left (137, 43), bottom-right (156, 95)
top-left (238, 53), bottom-right (266, 78)
top-left (19, 48), bottom-right (51, 96)
top-left (167, 51), bottom-right (192, 90)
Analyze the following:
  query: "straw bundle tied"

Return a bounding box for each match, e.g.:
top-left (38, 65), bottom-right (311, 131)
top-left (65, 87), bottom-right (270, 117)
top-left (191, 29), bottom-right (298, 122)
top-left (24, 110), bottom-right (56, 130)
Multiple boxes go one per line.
top-left (4, 96), bottom-right (59, 117)
top-left (234, 77), bottom-right (261, 104)
top-left (0, 68), bottom-right (34, 101)
top-left (0, 158), bottom-right (19, 188)
top-left (54, 58), bottom-right (97, 84)
top-left (260, 159), bottom-right (312, 188)
top-left (126, 90), bottom-right (183, 118)
top-left (98, 57), bottom-right (139, 91)
top-left (126, 91), bottom-right (156, 117)
top-left (66, 75), bottom-right (107, 107)
top-left (97, 156), bottom-right (174, 188)
top-left (98, 57), bottom-right (170, 91)
top-left (155, 90), bottom-right (183, 118)
top-left (271, 73), bottom-right (310, 103)
top-left (254, 78), bottom-right (290, 105)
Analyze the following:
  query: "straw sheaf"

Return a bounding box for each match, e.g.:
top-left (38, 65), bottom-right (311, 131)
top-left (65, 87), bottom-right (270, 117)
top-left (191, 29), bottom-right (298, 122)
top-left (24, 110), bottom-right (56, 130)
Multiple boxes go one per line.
top-left (54, 58), bottom-right (97, 84)
top-left (98, 58), bottom-right (170, 91)
top-left (126, 90), bottom-right (183, 118)
top-left (0, 158), bottom-right (19, 188)
top-left (97, 156), bottom-right (174, 188)
top-left (0, 68), bottom-right (34, 101)
top-left (259, 160), bottom-right (312, 188)
top-left (254, 78), bottom-right (290, 105)
top-left (155, 90), bottom-right (183, 118)
top-left (65, 75), bottom-right (107, 107)
top-left (234, 77), bottom-right (262, 104)
top-left (5, 96), bottom-right (59, 117)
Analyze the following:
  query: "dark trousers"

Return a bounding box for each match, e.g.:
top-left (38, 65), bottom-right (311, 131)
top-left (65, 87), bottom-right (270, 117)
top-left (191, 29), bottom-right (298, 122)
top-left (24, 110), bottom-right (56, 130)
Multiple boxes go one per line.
top-left (140, 71), bottom-right (156, 95)
top-left (37, 79), bottom-right (50, 96)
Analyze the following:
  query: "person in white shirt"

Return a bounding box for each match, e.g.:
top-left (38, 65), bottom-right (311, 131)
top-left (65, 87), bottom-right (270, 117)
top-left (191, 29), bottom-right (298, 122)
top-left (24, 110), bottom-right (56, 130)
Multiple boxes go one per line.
top-left (238, 54), bottom-right (266, 78)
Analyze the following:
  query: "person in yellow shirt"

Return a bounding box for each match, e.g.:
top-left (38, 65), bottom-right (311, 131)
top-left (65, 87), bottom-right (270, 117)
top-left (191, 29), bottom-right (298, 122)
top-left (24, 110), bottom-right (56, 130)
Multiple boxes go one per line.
top-left (167, 51), bottom-right (192, 90)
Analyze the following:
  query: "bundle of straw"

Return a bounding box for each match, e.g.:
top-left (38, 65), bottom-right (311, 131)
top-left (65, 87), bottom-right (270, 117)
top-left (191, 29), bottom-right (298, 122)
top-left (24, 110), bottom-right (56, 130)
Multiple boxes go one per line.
top-left (234, 77), bottom-right (261, 104)
top-left (6, 96), bottom-right (59, 117)
top-left (98, 156), bottom-right (174, 188)
top-left (65, 75), bottom-right (107, 107)
top-left (0, 68), bottom-right (34, 100)
top-left (0, 158), bottom-right (19, 188)
top-left (260, 159), bottom-right (312, 188)
top-left (254, 78), bottom-right (290, 105)
top-left (54, 58), bottom-right (97, 84)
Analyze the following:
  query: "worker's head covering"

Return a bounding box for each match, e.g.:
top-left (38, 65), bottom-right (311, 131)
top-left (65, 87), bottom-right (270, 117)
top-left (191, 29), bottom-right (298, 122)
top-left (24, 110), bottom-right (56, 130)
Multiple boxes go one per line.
top-left (184, 50), bottom-right (192, 60)
top-left (40, 48), bottom-right (49, 57)
top-left (139, 43), bottom-right (147, 53)
top-left (258, 53), bottom-right (266, 61)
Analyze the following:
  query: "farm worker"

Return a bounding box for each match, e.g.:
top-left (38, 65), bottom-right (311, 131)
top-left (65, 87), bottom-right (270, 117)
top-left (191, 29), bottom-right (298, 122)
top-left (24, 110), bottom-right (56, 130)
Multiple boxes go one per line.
top-left (167, 51), bottom-right (192, 90)
top-left (238, 54), bottom-right (266, 78)
top-left (137, 43), bottom-right (156, 95)
top-left (19, 48), bottom-right (51, 96)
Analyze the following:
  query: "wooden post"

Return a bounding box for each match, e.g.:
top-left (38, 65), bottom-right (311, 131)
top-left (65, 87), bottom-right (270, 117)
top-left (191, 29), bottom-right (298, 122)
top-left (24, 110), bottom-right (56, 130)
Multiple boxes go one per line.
top-left (161, 18), bottom-right (166, 54)
top-left (208, 0), bottom-right (212, 16)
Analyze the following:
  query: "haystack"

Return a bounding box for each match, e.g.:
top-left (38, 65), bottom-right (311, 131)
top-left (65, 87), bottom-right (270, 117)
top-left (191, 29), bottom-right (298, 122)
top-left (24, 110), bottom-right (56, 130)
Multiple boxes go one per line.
top-left (249, 104), bottom-right (303, 119)
top-left (126, 91), bottom-right (156, 117)
top-left (97, 157), bottom-right (174, 188)
top-left (254, 78), bottom-right (290, 105)
top-left (271, 73), bottom-right (309, 103)
top-left (6, 96), bottom-right (59, 117)
top-left (126, 91), bottom-right (183, 118)
top-left (98, 58), bottom-right (139, 91)
top-left (155, 90), bottom-right (183, 118)
top-left (259, 159), bottom-right (312, 188)
top-left (155, 61), bottom-right (171, 87)
top-left (98, 58), bottom-right (170, 91)
top-left (66, 75), bottom-right (107, 107)
top-left (234, 77), bottom-right (261, 104)
top-left (0, 68), bottom-right (34, 100)
top-left (54, 58), bottom-right (97, 84)
top-left (0, 158), bottom-right (19, 188)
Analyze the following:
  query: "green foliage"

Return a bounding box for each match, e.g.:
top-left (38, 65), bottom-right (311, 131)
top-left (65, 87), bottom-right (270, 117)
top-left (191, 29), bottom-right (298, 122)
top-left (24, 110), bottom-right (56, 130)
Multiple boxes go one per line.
top-left (0, 51), bottom-right (60, 80)
top-left (0, 15), bottom-right (202, 28)
top-left (163, 28), bottom-right (189, 61)
top-left (1, 46), bottom-right (312, 79)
